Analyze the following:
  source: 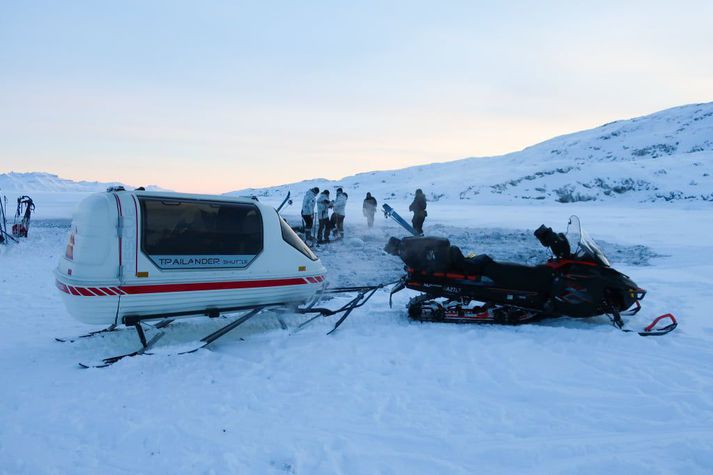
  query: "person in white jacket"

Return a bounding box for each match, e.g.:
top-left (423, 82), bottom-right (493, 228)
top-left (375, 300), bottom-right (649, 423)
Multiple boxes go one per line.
top-left (332, 188), bottom-right (348, 239)
top-left (316, 190), bottom-right (333, 242)
top-left (301, 187), bottom-right (319, 240)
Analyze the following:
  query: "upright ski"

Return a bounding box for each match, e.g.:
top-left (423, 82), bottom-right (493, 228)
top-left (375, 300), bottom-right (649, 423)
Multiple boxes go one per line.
top-left (383, 204), bottom-right (420, 236)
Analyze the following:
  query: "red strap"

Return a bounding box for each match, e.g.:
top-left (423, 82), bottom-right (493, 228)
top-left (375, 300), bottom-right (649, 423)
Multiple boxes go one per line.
top-left (644, 313), bottom-right (677, 332)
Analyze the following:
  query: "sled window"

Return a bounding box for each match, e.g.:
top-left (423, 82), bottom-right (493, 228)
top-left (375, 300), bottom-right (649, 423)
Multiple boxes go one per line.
top-left (280, 217), bottom-right (317, 261)
top-left (139, 198), bottom-right (263, 267)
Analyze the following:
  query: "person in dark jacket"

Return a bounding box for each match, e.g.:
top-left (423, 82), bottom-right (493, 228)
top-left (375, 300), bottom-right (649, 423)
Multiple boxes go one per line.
top-left (409, 189), bottom-right (427, 234)
top-left (362, 192), bottom-right (377, 228)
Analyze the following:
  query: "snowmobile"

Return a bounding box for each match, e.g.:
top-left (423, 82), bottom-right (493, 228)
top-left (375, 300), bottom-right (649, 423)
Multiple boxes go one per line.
top-left (386, 216), bottom-right (676, 336)
top-left (12, 195), bottom-right (34, 238)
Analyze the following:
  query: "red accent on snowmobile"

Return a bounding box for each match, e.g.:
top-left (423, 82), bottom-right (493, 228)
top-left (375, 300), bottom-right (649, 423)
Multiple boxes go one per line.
top-left (545, 259), bottom-right (599, 269)
top-left (644, 313), bottom-right (677, 332)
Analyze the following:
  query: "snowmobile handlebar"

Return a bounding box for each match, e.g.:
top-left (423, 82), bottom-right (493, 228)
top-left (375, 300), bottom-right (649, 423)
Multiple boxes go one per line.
top-left (534, 225), bottom-right (571, 259)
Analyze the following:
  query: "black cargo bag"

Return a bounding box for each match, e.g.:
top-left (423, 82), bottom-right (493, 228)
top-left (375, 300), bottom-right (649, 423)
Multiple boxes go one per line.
top-left (385, 236), bottom-right (453, 273)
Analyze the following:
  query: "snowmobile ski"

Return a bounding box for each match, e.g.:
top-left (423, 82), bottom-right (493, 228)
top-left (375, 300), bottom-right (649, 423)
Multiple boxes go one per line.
top-left (608, 310), bottom-right (678, 337)
top-left (383, 203), bottom-right (420, 236)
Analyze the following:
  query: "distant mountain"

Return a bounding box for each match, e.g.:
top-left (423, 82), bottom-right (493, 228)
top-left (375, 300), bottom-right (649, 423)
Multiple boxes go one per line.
top-left (229, 102), bottom-right (713, 205)
top-left (0, 172), bottom-right (166, 193)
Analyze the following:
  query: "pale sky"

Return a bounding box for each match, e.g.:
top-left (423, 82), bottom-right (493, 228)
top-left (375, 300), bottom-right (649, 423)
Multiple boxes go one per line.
top-left (1, 1), bottom-right (712, 193)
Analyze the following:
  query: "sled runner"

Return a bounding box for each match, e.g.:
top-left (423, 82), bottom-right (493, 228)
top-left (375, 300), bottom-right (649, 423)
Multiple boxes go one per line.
top-left (70, 283), bottom-right (392, 368)
top-left (386, 216), bottom-right (677, 336)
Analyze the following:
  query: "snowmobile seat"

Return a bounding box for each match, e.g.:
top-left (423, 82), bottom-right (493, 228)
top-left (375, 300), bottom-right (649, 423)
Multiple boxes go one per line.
top-left (447, 248), bottom-right (553, 291)
top-left (448, 246), bottom-right (492, 275)
top-left (480, 261), bottom-right (554, 293)
top-left (387, 236), bottom-right (554, 292)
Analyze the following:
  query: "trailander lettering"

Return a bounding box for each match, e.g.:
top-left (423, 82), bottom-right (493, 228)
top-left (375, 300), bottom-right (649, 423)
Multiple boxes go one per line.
top-left (151, 254), bottom-right (256, 269)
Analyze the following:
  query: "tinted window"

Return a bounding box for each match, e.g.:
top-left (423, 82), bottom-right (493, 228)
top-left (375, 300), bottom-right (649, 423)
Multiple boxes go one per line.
top-left (140, 198), bottom-right (262, 268)
top-left (280, 217), bottom-right (318, 261)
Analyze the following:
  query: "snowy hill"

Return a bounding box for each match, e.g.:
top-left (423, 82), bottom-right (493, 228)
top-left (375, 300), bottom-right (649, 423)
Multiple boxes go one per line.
top-left (0, 172), bottom-right (165, 193)
top-left (230, 102), bottom-right (713, 205)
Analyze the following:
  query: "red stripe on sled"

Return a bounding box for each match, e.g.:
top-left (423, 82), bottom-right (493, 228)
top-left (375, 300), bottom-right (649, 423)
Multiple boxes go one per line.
top-left (119, 277), bottom-right (310, 295)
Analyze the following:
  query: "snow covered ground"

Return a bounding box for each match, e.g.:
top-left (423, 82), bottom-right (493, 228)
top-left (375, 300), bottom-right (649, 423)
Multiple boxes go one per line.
top-left (1, 102), bottom-right (712, 473)
top-left (1, 200), bottom-right (712, 474)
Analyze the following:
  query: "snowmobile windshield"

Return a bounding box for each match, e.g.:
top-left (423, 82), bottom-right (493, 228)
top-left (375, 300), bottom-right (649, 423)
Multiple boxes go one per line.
top-left (566, 215), bottom-right (610, 267)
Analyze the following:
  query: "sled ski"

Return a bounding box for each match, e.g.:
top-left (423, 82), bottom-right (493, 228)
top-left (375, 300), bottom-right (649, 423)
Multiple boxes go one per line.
top-left (55, 324), bottom-right (119, 343)
top-left (294, 281), bottom-right (396, 334)
top-left (175, 306), bottom-right (265, 355)
top-left (78, 307), bottom-right (265, 368)
top-left (383, 204), bottom-right (420, 236)
top-left (78, 331), bottom-right (165, 368)
top-left (56, 318), bottom-right (174, 343)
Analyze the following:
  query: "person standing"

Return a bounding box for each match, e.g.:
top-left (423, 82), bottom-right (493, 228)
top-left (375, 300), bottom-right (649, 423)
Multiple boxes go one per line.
top-left (332, 188), bottom-right (348, 239)
top-left (316, 190), bottom-right (333, 243)
top-left (301, 187), bottom-right (319, 240)
top-left (362, 192), bottom-right (377, 228)
top-left (409, 188), bottom-right (427, 235)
